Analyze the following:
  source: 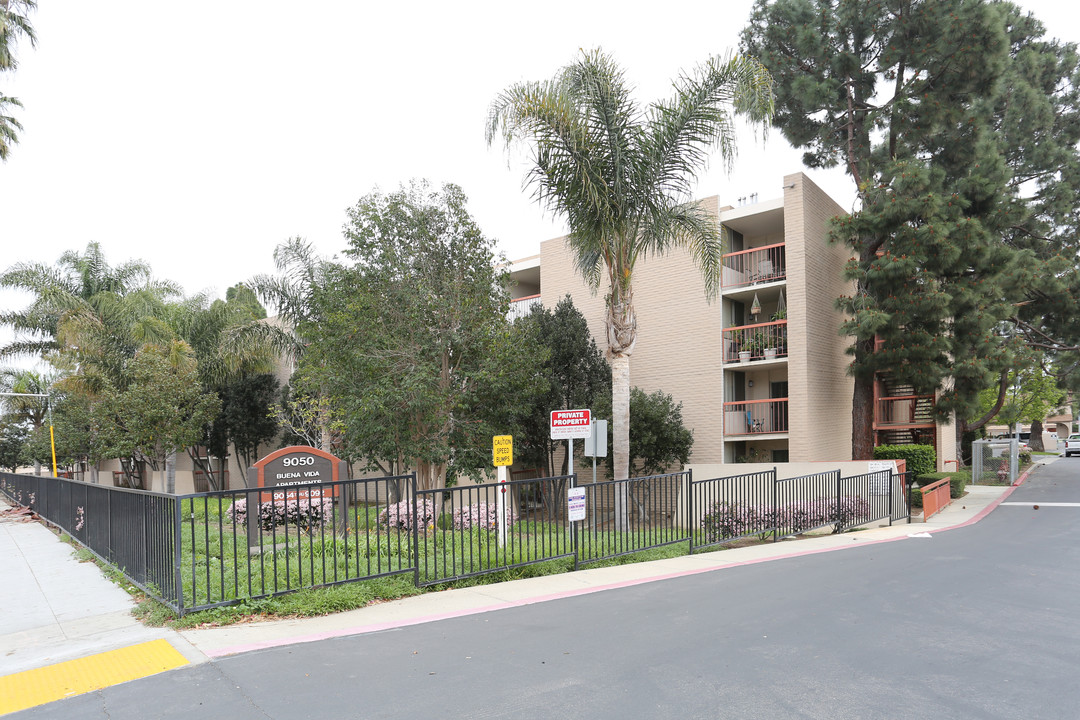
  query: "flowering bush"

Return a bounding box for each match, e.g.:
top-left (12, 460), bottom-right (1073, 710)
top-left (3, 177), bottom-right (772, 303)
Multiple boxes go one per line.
top-left (701, 501), bottom-right (768, 541)
top-left (378, 498), bottom-right (438, 530)
top-left (452, 502), bottom-right (519, 530)
top-left (702, 496), bottom-right (872, 541)
top-left (227, 496), bottom-right (335, 530)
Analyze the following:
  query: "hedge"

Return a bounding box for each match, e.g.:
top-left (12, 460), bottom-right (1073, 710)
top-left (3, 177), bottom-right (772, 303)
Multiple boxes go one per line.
top-left (874, 444), bottom-right (937, 477)
top-left (917, 471), bottom-right (968, 499)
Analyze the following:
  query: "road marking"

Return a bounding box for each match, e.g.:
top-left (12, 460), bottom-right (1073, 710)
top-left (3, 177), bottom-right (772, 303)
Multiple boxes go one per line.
top-left (999, 502), bottom-right (1080, 507)
top-left (0, 639), bottom-right (188, 715)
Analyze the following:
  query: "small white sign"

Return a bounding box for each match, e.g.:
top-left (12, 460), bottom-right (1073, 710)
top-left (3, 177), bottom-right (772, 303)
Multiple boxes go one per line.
top-left (868, 460), bottom-right (893, 496)
top-left (567, 487), bottom-right (586, 522)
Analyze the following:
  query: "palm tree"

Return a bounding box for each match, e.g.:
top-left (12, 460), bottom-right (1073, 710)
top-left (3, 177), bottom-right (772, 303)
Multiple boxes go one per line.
top-left (487, 49), bottom-right (773, 527)
top-left (0, 92), bottom-right (23, 161)
top-left (0, 0), bottom-right (37, 161)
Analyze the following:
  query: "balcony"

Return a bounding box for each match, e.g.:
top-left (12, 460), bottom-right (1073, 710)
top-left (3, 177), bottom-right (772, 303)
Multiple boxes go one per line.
top-left (723, 320), bottom-right (788, 363)
top-left (721, 243), bottom-right (786, 290)
top-left (874, 394), bottom-right (936, 430)
top-left (723, 399), bottom-right (789, 436)
top-left (508, 294), bottom-right (541, 322)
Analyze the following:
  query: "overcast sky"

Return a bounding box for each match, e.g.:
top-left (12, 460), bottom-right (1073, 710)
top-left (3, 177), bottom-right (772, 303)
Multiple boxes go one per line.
top-left (2, 0), bottom-right (1078, 348)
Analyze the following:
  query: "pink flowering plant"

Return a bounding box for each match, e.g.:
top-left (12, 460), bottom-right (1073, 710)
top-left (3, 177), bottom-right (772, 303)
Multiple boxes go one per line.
top-left (703, 496), bottom-right (872, 541)
top-left (378, 498), bottom-right (438, 530)
top-left (227, 496), bottom-right (335, 531)
top-left (451, 502), bottom-right (519, 530)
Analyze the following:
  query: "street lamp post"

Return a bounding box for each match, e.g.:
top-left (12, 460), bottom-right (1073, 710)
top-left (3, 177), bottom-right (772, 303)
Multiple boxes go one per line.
top-left (0, 391), bottom-right (57, 477)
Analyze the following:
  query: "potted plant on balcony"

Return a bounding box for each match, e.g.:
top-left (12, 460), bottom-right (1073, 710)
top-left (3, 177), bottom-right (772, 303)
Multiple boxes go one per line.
top-left (747, 330), bottom-right (768, 360)
top-left (769, 307), bottom-right (787, 357)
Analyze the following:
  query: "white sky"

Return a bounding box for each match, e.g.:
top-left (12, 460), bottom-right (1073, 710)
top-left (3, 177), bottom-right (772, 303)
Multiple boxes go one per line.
top-left (1, 0), bottom-right (1078, 351)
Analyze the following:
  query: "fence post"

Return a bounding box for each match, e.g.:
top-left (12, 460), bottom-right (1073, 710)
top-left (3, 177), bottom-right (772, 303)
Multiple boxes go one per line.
top-left (686, 469), bottom-right (694, 553)
top-left (835, 469), bottom-right (842, 533)
top-left (410, 473), bottom-right (420, 588)
top-left (888, 472), bottom-right (894, 526)
top-left (906, 473), bottom-right (913, 524)
top-left (772, 469), bottom-right (778, 543)
top-left (570, 474), bottom-right (578, 572)
top-left (174, 496), bottom-right (185, 616)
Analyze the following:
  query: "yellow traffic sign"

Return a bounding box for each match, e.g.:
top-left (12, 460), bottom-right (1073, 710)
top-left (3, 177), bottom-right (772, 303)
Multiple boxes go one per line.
top-left (493, 435), bottom-right (513, 467)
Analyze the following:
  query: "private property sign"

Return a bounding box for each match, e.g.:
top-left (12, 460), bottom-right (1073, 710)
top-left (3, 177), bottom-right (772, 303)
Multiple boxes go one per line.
top-left (550, 409), bottom-right (592, 439)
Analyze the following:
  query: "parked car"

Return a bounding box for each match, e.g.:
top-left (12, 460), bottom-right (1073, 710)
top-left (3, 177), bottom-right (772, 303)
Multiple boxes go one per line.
top-left (1065, 434), bottom-right (1080, 457)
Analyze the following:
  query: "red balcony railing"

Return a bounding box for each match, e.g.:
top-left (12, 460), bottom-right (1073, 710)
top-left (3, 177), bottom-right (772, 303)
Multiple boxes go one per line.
top-left (721, 243), bottom-right (786, 289)
top-left (723, 399), bottom-right (789, 435)
top-left (723, 320), bottom-right (788, 362)
top-left (874, 394), bottom-right (936, 429)
top-left (508, 294), bottom-right (541, 322)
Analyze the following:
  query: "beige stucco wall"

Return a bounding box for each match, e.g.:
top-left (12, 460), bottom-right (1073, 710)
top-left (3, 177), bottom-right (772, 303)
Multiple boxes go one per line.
top-left (783, 172), bottom-right (854, 461)
top-left (540, 196), bottom-right (728, 465)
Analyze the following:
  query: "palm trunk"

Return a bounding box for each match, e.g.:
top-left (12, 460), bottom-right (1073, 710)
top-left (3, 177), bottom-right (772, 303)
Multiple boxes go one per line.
top-left (165, 452), bottom-right (176, 494)
top-left (611, 354), bottom-right (631, 531)
top-left (607, 287), bottom-right (636, 532)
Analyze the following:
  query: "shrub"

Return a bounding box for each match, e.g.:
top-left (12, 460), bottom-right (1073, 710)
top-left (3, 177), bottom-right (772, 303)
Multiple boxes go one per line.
top-left (378, 498), bottom-right (438, 530)
top-left (452, 502), bottom-right (519, 530)
top-left (918, 471), bottom-right (968, 499)
top-left (702, 495), bottom-right (872, 541)
top-left (701, 501), bottom-right (768, 541)
top-left (227, 496), bottom-right (335, 530)
top-left (909, 487), bottom-right (924, 509)
top-left (874, 444), bottom-right (937, 477)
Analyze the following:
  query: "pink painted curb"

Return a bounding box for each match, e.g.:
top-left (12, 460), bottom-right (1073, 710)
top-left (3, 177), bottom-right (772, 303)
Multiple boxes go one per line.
top-left (206, 470), bottom-right (1037, 659)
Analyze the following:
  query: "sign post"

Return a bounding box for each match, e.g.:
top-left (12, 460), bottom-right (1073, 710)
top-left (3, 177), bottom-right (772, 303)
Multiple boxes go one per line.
top-left (493, 435), bottom-right (513, 547)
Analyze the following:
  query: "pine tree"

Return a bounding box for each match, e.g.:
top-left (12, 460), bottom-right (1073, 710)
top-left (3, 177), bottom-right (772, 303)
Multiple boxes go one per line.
top-left (742, 0), bottom-right (1080, 457)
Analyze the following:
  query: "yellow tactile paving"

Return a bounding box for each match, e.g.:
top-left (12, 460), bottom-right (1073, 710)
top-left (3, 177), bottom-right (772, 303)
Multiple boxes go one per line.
top-left (0, 639), bottom-right (188, 715)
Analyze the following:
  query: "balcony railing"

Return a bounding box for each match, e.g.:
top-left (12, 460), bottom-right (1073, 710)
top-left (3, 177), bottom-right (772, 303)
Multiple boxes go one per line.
top-left (723, 320), bottom-right (788, 362)
top-left (723, 399), bottom-right (789, 436)
top-left (722, 243), bottom-right (786, 289)
top-left (875, 394), bottom-right (936, 429)
top-left (508, 294), bottom-right (541, 322)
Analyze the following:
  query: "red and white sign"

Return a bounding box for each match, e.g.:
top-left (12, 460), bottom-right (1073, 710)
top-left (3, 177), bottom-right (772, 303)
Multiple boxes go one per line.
top-left (550, 409), bottom-right (592, 439)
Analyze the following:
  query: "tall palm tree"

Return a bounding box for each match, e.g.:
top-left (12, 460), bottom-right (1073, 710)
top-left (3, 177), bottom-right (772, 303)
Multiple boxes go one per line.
top-left (487, 49), bottom-right (773, 526)
top-left (0, 0), bottom-right (37, 161)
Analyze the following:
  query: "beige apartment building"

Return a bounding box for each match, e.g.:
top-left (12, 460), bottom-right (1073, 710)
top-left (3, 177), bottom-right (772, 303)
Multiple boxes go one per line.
top-left (509, 172), bottom-right (957, 470)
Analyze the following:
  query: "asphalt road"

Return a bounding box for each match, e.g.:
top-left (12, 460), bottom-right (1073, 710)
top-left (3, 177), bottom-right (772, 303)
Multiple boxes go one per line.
top-left (18, 461), bottom-right (1080, 719)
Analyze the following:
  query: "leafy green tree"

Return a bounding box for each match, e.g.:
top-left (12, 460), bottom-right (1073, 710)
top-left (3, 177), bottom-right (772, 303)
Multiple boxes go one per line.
top-left (487, 49), bottom-right (773, 528)
top-left (0, 0), bottom-right (35, 161)
top-left (741, 0), bottom-right (1080, 458)
top-left (165, 286), bottom-right (280, 489)
top-left (0, 416), bottom-right (29, 471)
top-left (219, 372), bottom-right (281, 479)
top-left (0, 367), bottom-right (56, 474)
top-left (299, 181), bottom-right (540, 490)
top-left (514, 296), bottom-right (609, 477)
top-left (96, 343), bottom-right (220, 490)
top-left (595, 387), bottom-right (695, 477)
top-left (978, 359), bottom-right (1064, 451)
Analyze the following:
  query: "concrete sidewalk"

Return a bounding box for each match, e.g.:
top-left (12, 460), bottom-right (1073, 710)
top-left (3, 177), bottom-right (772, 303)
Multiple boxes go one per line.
top-left (0, 496), bottom-right (205, 680)
top-left (0, 460), bottom-right (1046, 685)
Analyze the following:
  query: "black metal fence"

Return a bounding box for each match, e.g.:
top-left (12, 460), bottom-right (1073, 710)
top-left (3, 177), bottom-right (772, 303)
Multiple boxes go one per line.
top-left (1, 465), bottom-right (910, 615)
top-left (575, 471), bottom-right (690, 568)
top-left (413, 475), bottom-right (575, 587)
top-left (0, 471), bottom-right (178, 607)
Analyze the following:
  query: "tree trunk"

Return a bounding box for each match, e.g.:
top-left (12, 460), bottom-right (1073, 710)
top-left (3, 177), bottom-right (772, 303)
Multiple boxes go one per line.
top-left (1030, 419), bottom-right (1044, 452)
top-left (851, 371), bottom-right (876, 460)
top-left (611, 354), bottom-right (631, 532)
top-left (165, 452), bottom-right (176, 494)
top-left (90, 466), bottom-right (99, 484)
